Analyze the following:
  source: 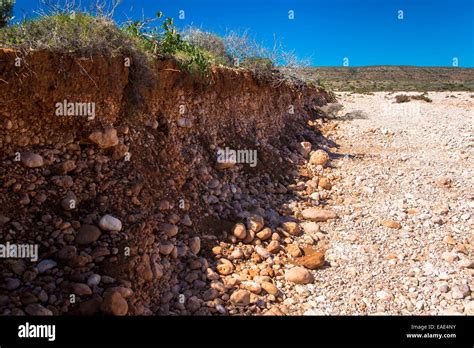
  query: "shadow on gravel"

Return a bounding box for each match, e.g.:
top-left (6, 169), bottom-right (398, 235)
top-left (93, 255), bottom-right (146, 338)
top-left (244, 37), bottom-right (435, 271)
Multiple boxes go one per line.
top-left (188, 113), bottom-right (347, 315)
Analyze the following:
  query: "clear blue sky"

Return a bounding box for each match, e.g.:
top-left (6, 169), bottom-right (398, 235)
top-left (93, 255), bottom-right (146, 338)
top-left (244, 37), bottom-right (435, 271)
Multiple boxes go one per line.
top-left (12, 0), bottom-right (474, 67)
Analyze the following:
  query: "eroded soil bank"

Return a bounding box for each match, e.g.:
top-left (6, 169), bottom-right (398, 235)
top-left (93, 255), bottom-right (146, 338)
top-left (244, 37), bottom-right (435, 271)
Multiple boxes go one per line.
top-left (0, 49), bottom-right (336, 315)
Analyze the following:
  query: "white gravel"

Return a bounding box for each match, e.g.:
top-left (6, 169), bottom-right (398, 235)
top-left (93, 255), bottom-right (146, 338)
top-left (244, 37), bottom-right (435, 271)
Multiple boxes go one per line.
top-left (298, 92), bottom-right (474, 315)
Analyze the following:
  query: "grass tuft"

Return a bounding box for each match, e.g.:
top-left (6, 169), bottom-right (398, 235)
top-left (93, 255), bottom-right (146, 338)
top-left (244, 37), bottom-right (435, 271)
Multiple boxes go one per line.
top-left (0, 8), bottom-right (324, 88)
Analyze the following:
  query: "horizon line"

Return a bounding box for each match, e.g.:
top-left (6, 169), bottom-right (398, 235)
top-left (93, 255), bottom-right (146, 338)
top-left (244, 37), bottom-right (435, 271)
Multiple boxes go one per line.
top-left (307, 65), bottom-right (474, 69)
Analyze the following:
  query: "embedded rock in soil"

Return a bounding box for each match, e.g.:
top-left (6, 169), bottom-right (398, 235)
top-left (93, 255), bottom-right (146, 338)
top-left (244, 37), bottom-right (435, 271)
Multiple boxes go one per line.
top-left (189, 237), bottom-right (201, 255)
top-left (25, 304), bottom-right (53, 316)
top-left (37, 260), bottom-right (57, 273)
top-left (99, 215), bottom-right (123, 232)
top-left (75, 225), bottom-right (101, 245)
top-left (159, 223), bottom-right (178, 237)
top-left (101, 291), bottom-right (129, 316)
top-left (89, 128), bottom-right (119, 149)
top-left (232, 223), bottom-right (247, 240)
top-left (21, 152), bottom-right (44, 168)
top-left (247, 215), bottom-right (265, 232)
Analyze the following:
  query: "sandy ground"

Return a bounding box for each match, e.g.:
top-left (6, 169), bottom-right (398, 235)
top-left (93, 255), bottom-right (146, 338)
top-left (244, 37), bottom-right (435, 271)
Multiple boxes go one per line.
top-left (297, 92), bottom-right (474, 315)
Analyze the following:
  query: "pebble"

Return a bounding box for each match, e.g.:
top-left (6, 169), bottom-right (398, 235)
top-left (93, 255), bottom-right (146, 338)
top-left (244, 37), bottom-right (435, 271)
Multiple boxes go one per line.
top-left (464, 301), bottom-right (474, 315)
top-left (293, 250), bottom-right (325, 269)
top-left (458, 259), bottom-right (474, 269)
top-left (267, 240), bottom-right (280, 254)
top-left (99, 215), bottom-right (122, 231)
top-left (437, 282), bottom-right (449, 293)
top-left (309, 150), bottom-right (330, 166)
top-left (243, 230), bottom-right (255, 244)
top-left (71, 283), bottom-right (92, 296)
top-left (247, 215), bottom-right (265, 232)
top-left (21, 152), bottom-right (44, 168)
top-left (284, 267), bottom-right (314, 284)
top-left (76, 225), bottom-right (101, 245)
top-left (181, 214), bottom-right (192, 226)
top-left (318, 177), bottom-right (332, 190)
top-left (101, 291), bottom-right (128, 316)
top-left (232, 223), bottom-right (247, 240)
top-left (281, 221), bottom-right (301, 236)
top-left (256, 227), bottom-right (272, 240)
top-left (381, 220), bottom-right (402, 229)
top-left (230, 248), bottom-right (243, 260)
top-left (57, 246), bottom-right (77, 260)
top-left (5, 278), bottom-right (20, 290)
top-left (37, 260), bottom-right (57, 273)
top-left (56, 160), bottom-right (76, 174)
top-left (189, 237), bottom-right (201, 255)
top-left (451, 285), bottom-right (470, 299)
top-left (87, 274), bottom-right (101, 287)
top-left (376, 290), bottom-right (393, 301)
top-left (159, 241), bottom-right (174, 255)
top-left (301, 208), bottom-right (337, 222)
top-left (230, 289), bottom-right (251, 306)
top-left (242, 281), bottom-right (262, 294)
top-left (300, 221), bottom-right (320, 234)
top-left (89, 128), bottom-right (119, 149)
top-left (216, 258), bottom-right (234, 275)
top-left (299, 141), bottom-right (312, 157)
top-left (25, 304), bottom-right (53, 316)
top-left (255, 246), bottom-right (271, 259)
top-left (442, 252), bottom-right (459, 263)
top-left (261, 281), bottom-right (279, 295)
top-left (186, 296), bottom-right (201, 312)
top-left (287, 244), bottom-right (302, 257)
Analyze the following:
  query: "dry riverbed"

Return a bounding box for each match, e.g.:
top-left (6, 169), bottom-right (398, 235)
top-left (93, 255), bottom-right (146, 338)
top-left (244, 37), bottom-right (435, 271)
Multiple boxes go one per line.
top-left (295, 91), bottom-right (474, 315)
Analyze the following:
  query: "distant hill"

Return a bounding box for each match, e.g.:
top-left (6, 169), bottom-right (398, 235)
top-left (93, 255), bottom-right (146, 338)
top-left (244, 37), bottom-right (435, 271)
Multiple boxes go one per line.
top-left (302, 66), bottom-right (474, 92)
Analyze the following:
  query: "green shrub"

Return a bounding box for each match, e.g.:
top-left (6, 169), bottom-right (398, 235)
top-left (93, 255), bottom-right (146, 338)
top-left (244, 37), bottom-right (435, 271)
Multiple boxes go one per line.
top-left (122, 14), bottom-right (213, 77)
top-left (241, 56), bottom-right (274, 77)
top-left (395, 94), bottom-right (411, 103)
top-left (411, 93), bottom-right (432, 102)
top-left (0, 0), bottom-right (14, 28)
top-left (182, 28), bottom-right (232, 66)
top-left (0, 13), bottom-right (140, 56)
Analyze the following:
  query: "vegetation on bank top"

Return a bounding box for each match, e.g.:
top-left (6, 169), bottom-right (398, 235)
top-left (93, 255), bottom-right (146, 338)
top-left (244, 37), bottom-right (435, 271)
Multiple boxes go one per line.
top-left (0, 0), bottom-right (14, 28)
top-left (0, 4), bottom-right (315, 86)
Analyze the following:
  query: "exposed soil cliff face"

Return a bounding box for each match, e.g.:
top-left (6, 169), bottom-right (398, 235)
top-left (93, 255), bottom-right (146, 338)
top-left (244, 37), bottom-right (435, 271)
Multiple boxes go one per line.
top-left (0, 49), bottom-right (334, 315)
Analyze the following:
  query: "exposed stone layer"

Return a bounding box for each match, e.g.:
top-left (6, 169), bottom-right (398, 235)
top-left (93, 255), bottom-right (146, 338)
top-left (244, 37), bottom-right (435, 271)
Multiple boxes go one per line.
top-left (0, 49), bottom-right (334, 315)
